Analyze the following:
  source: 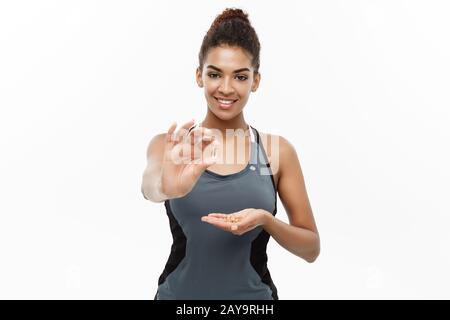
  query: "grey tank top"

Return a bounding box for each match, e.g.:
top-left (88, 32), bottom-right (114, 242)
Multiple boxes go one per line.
top-left (155, 125), bottom-right (278, 300)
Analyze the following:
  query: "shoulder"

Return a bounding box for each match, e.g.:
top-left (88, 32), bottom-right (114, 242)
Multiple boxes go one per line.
top-left (257, 131), bottom-right (297, 177)
top-left (257, 131), bottom-right (296, 157)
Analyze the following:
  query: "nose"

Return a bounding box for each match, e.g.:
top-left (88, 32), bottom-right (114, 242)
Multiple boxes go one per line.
top-left (218, 77), bottom-right (235, 95)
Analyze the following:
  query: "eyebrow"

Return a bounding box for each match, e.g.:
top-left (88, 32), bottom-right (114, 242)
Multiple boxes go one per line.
top-left (206, 65), bottom-right (251, 73)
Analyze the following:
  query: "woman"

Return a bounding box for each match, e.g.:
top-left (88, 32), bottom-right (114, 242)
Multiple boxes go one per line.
top-left (141, 8), bottom-right (320, 300)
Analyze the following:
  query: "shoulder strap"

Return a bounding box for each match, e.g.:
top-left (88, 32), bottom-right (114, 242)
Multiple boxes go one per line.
top-left (251, 126), bottom-right (277, 194)
top-left (249, 125), bottom-right (260, 166)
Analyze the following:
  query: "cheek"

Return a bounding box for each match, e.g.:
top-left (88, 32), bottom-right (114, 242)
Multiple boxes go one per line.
top-left (205, 90), bottom-right (216, 99)
top-left (203, 82), bottom-right (215, 94)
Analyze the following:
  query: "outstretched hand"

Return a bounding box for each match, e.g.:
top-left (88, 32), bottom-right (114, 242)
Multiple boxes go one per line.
top-left (201, 208), bottom-right (270, 235)
top-left (160, 119), bottom-right (219, 199)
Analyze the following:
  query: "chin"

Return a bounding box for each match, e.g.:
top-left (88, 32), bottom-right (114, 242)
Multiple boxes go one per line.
top-left (208, 106), bottom-right (240, 119)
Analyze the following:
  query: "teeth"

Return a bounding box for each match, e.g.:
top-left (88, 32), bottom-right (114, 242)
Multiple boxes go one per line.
top-left (217, 99), bottom-right (235, 104)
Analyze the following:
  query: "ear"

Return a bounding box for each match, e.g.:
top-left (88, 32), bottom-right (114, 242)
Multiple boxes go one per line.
top-left (196, 67), bottom-right (203, 88)
top-left (251, 72), bottom-right (261, 92)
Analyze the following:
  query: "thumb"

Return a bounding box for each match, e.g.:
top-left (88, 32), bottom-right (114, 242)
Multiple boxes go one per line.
top-left (194, 155), bottom-right (217, 174)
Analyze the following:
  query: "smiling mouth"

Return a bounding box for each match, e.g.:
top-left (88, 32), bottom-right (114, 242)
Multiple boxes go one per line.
top-left (214, 97), bottom-right (238, 109)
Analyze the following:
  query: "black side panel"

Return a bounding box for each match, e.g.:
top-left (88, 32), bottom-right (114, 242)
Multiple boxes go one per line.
top-left (250, 228), bottom-right (279, 300)
top-left (250, 127), bottom-right (279, 300)
top-left (157, 200), bottom-right (187, 286)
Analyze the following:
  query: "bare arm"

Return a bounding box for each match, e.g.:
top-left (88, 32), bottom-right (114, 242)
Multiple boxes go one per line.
top-left (141, 133), bottom-right (169, 202)
top-left (262, 135), bottom-right (320, 263)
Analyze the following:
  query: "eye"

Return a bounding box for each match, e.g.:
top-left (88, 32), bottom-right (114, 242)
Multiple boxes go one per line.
top-left (207, 73), bottom-right (248, 81)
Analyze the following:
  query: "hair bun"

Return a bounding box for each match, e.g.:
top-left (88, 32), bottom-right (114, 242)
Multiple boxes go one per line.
top-left (199, 7), bottom-right (261, 74)
top-left (211, 8), bottom-right (250, 30)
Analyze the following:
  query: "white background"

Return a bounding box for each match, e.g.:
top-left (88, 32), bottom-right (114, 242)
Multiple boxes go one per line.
top-left (1, 0), bottom-right (449, 299)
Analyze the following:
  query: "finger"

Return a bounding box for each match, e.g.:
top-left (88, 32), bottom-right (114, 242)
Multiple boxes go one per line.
top-left (166, 121), bottom-right (177, 143)
top-left (188, 133), bottom-right (215, 149)
top-left (191, 138), bottom-right (218, 161)
top-left (195, 154), bottom-right (217, 171)
top-left (190, 139), bottom-right (218, 162)
top-left (173, 119), bottom-right (196, 143)
top-left (180, 118), bottom-right (197, 137)
top-left (201, 135), bottom-right (216, 145)
top-left (188, 127), bottom-right (215, 145)
top-left (200, 139), bottom-right (219, 159)
top-left (188, 140), bottom-right (219, 176)
top-left (182, 139), bottom-right (216, 162)
top-left (189, 126), bottom-right (214, 136)
top-left (169, 143), bottom-right (191, 165)
top-left (187, 156), bottom-right (215, 179)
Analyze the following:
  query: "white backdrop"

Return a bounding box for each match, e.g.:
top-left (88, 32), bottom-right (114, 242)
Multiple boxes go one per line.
top-left (1, 0), bottom-right (449, 299)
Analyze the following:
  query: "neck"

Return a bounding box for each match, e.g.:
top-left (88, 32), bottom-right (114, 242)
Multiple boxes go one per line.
top-left (201, 111), bottom-right (249, 138)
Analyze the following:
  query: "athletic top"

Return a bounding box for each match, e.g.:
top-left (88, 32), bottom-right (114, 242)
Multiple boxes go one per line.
top-left (155, 124), bottom-right (278, 300)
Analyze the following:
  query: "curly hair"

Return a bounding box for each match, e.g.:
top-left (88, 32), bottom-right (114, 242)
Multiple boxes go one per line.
top-left (198, 8), bottom-right (261, 75)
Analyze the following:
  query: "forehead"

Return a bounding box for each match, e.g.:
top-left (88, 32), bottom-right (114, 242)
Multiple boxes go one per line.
top-left (205, 45), bottom-right (252, 71)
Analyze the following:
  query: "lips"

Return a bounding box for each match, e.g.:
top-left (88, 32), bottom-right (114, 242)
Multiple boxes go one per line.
top-left (214, 97), bottom-right (238, 110)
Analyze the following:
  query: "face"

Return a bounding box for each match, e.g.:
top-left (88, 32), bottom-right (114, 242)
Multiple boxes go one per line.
top-left (196, 45), bottom-right (261, 120)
